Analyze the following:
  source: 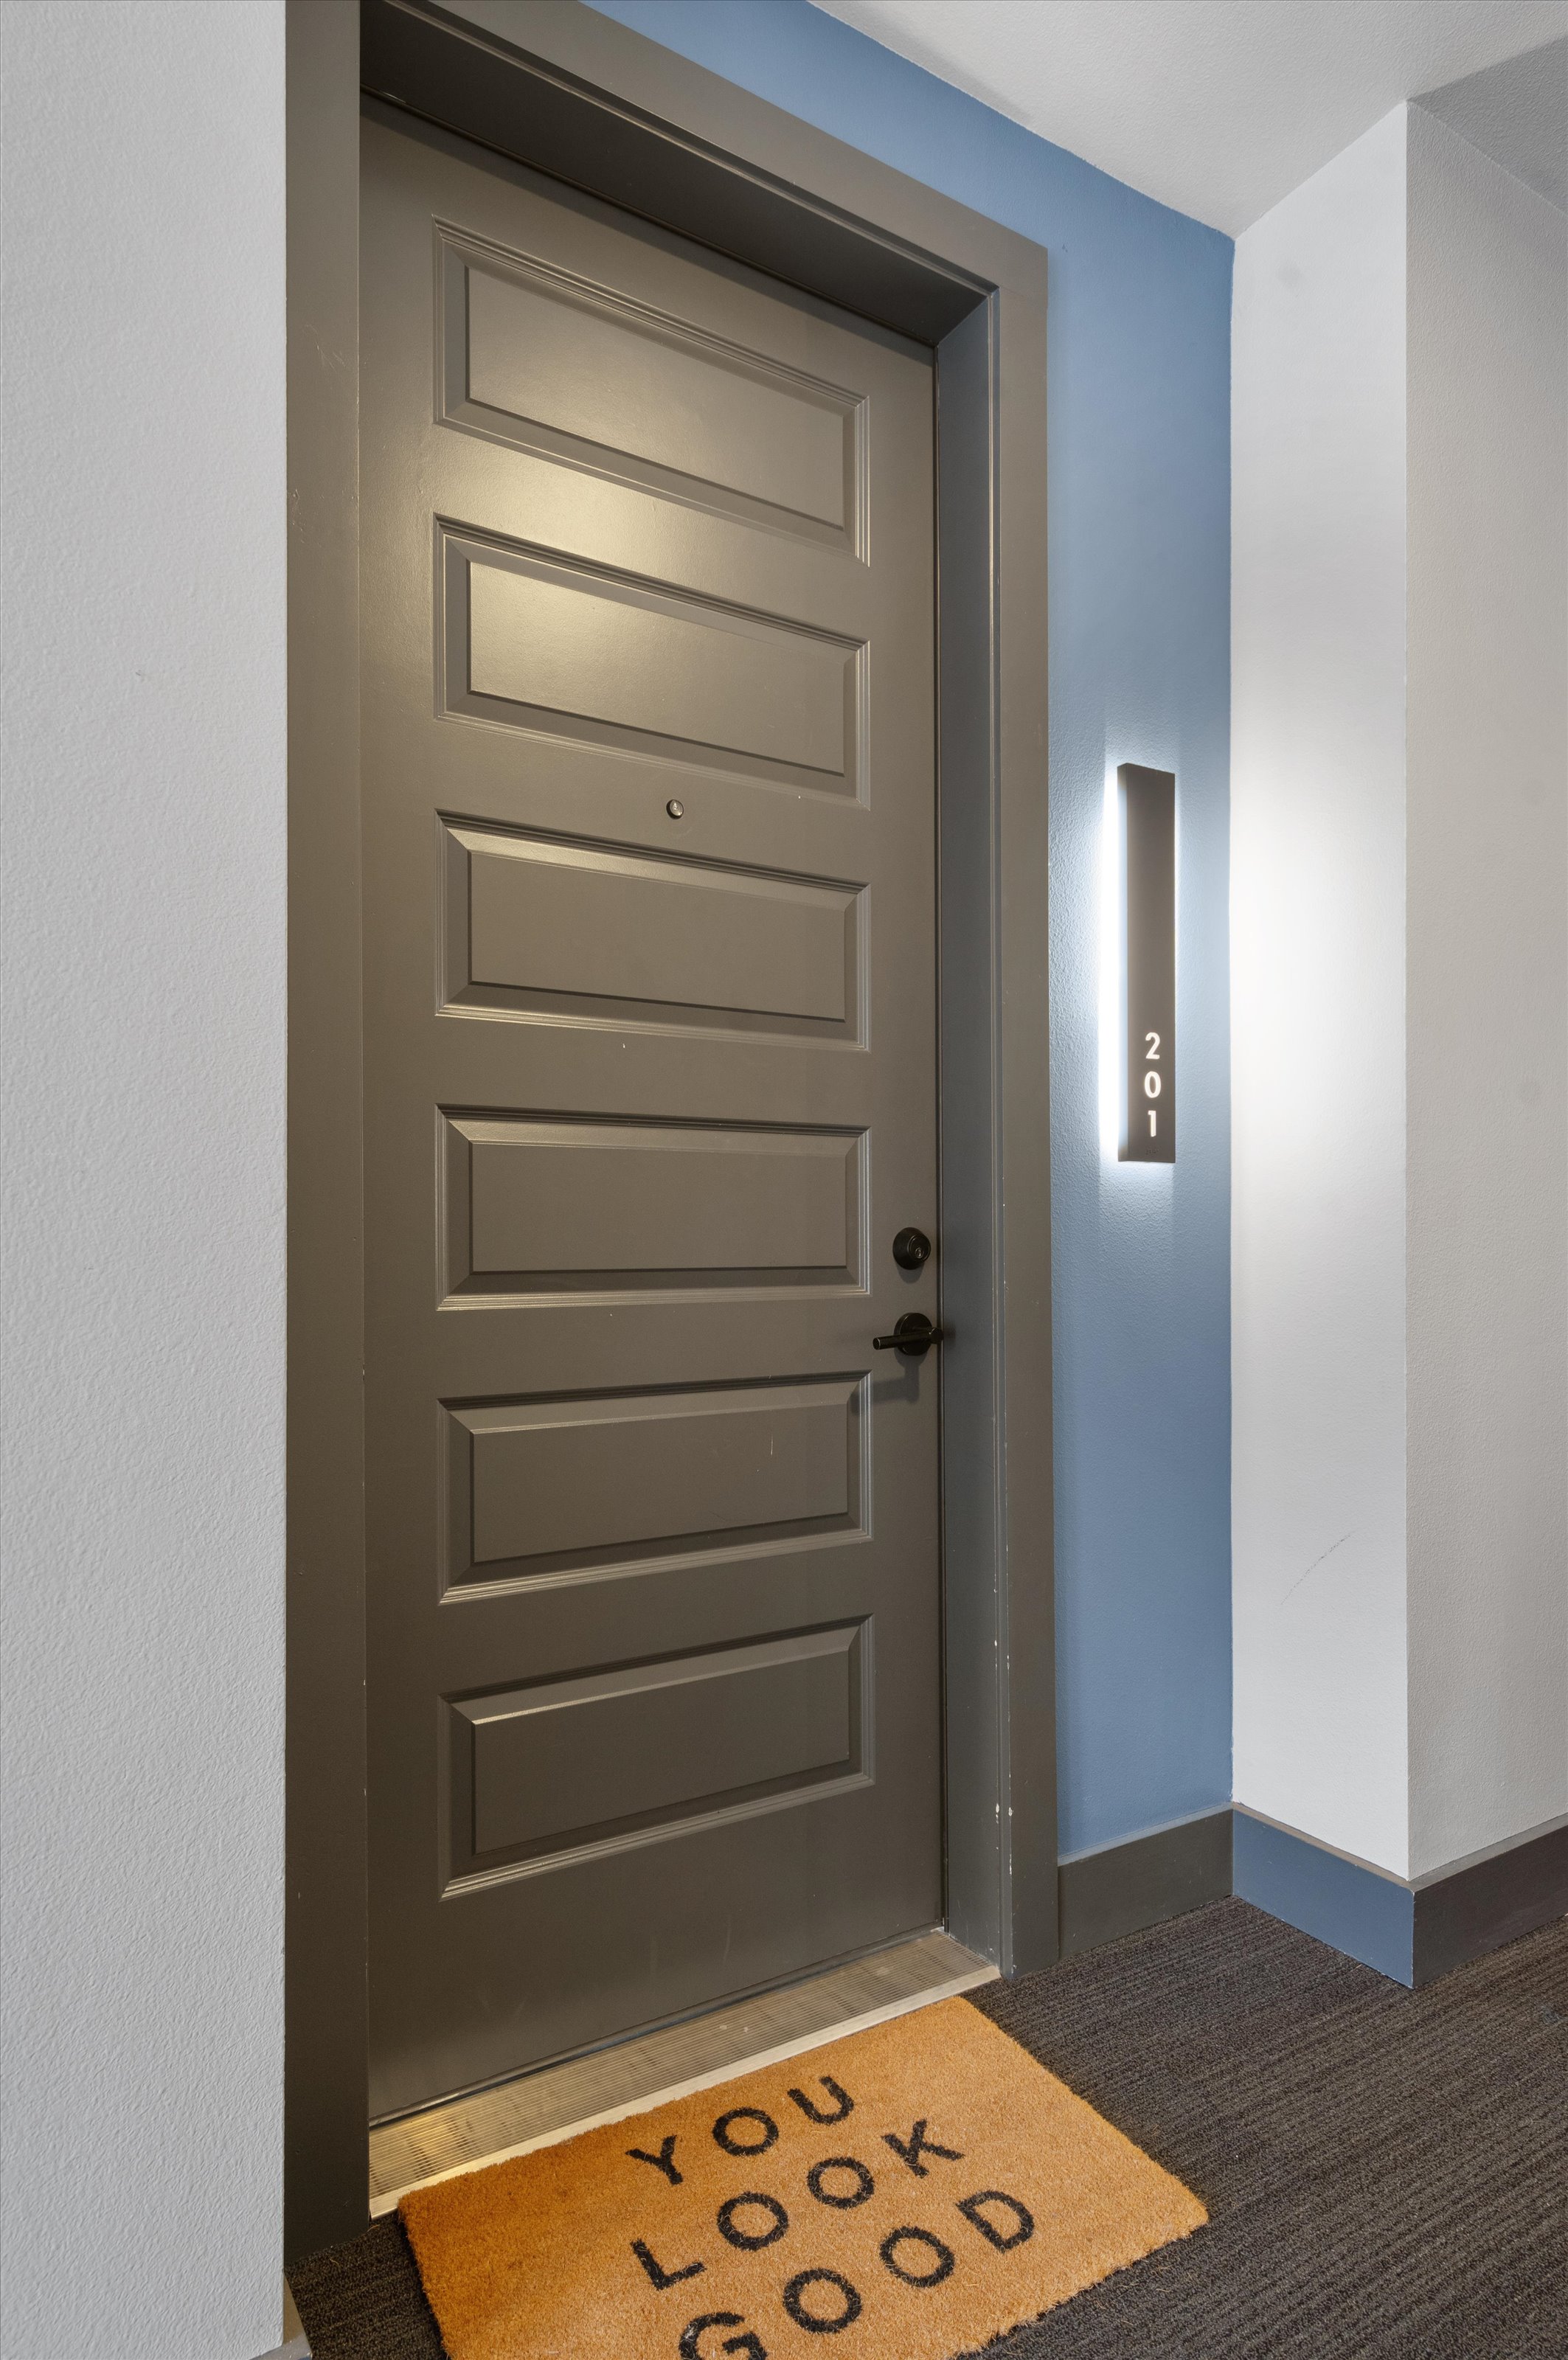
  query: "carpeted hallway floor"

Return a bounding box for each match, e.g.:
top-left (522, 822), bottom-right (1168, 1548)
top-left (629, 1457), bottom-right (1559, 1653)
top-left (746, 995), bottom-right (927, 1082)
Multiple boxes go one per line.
top-left (288, 1899), bottom-right (1568, 2359)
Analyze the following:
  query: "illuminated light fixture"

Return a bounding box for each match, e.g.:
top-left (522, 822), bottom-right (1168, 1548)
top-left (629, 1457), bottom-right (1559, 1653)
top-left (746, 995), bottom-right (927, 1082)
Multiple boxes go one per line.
top-left (1117, 763), bottom-right (1176, 1163)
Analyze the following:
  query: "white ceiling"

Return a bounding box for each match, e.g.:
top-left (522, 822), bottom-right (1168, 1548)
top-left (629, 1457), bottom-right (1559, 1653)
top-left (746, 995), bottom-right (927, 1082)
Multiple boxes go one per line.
top-left (806, 0), bottom-right (1568, 232)
top-left (1420, 37), bottom-right (1567, 209)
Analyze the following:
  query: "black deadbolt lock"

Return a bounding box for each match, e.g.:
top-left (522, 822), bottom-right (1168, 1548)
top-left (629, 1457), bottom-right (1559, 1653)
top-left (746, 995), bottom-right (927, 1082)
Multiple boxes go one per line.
top-left (892, 1226), bottom-right (932, 1271)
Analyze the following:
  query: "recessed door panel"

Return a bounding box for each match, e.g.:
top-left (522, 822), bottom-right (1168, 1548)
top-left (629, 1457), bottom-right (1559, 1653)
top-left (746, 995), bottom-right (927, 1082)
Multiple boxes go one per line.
top-left (443, 823), bottom-right (861, 1035)
top-left (442, 1115), bottom-right (861, 1294)
top-left (364, 109), bottom-right (939, 2119)
top-left (445, 237), bottom-right (861, 541)
top-left (447, 535), bottom-right (858, 784)
top-left (445, 1379), bottom-right (861, 1586)
top-left (452, 1625), bottom-right (861, 1863)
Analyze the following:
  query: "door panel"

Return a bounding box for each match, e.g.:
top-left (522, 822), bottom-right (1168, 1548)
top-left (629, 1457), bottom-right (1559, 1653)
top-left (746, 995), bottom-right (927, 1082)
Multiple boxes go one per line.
top-left (443, 1116), bottom-right (863, 1291)
top-left (446, 1378), bottom-right (861, 1578)
top-left (443, 532), bottom-right (861, 788)
top-left (457, 1624), bottom-right (861, 1859)
top-left (362, 110), bottom-right (940, 2120)
top-left (459, 247), bottom-right (856, 532)
top-left (461, 545), bottom-right (856, 776)
top-left (445, 824), bottom-right (862, 1035)
top-left (439, 229), bottom-right (862, 548)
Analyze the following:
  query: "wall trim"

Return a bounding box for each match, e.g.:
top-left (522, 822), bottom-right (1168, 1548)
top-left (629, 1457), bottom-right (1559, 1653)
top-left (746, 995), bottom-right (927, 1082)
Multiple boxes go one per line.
top-left (260, 2283), bottom-right (311, 2360)
top-left (1061, 1806), bottom-right (1567, 1988)
top-left (1412, 1815), bottom-right (1568, 1985)
top-left (1234, 1807), bottom-right (1568, 1988)
top-left (1058, 1809), bottom-right (1232, 1959)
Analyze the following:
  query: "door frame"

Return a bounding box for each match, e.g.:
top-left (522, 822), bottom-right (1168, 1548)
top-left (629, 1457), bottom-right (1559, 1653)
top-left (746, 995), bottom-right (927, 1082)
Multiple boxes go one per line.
top-left (286, 0), bottom-right (1054, 2263)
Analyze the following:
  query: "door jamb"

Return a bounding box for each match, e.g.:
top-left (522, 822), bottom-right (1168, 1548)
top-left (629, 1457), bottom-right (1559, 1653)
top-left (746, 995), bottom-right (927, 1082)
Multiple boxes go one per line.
top-left (285, 0), bottom-right (1054, 2264)
top-left (286, 0), bottom-right (368, 2267)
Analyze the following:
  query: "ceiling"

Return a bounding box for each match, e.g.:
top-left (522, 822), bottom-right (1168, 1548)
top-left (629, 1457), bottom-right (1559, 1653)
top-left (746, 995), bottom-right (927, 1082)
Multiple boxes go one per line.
top-left (1419, 36), bottom-right (1567, 209)
top-left (806, 0), bottom-right (1568, 232)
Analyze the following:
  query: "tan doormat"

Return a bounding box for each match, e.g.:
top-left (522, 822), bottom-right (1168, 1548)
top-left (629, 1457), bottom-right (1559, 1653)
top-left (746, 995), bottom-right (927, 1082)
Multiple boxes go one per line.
top-left (400, 1995), bottom-right (1207, 2359)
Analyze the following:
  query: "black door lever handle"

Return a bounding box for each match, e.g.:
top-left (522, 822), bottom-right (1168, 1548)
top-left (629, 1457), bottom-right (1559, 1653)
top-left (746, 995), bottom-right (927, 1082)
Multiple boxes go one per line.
top-left (872, 1312), bottom-right (945, 1359)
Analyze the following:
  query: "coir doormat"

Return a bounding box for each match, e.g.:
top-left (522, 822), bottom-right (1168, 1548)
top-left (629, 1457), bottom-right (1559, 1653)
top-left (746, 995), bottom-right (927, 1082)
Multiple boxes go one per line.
top-left (400, 1995), bottom-right (1206, 2360)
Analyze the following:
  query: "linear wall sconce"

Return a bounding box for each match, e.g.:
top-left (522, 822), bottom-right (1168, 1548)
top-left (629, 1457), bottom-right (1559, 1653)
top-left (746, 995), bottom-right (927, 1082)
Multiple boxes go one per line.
top-left (1118, 763), bottom-right (1176, 1163)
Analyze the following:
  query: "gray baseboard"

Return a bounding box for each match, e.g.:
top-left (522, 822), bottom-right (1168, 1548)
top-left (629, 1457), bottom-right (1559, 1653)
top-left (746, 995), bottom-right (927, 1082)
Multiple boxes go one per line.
top-left (1234, 1806), bottom-right (1568, 1987)
top-left (1058, 1805), bottom-right (1567, 1987)
top-left (1412, 1816), bottom-right (1568, 1985)
top-left (255, 2282), bottom-right (310, 2360)
top-left (1058, 1809), bottom-right (1233, 1959)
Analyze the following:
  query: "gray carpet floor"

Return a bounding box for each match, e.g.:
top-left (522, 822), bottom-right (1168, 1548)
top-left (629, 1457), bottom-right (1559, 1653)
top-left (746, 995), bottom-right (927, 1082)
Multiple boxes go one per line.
top-left (288, 1899), bottom-right (1568, 2358)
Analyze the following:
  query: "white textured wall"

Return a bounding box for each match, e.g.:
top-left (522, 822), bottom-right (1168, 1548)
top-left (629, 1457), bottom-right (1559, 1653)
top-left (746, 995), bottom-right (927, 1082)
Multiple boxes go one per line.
top-left (1406, 105), bottom-right (1568, 1875)
top-left (1235, 98), bottom-right (1568, 1884)
top-left (0, 7), bottom-right (287, 2358)
top-left (1231, 110), bottom-right (1412, 1874)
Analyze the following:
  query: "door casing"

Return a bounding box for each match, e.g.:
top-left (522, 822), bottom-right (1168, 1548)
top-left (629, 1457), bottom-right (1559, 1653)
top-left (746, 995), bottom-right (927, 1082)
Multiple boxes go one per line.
top-left (286, 0), bottom-right (1054, 2265)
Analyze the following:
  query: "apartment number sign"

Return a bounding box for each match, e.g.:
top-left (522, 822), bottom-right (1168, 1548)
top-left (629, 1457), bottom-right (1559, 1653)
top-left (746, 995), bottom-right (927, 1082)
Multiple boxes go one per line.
top-left (1118, 763), bottom-right (1176, 1163)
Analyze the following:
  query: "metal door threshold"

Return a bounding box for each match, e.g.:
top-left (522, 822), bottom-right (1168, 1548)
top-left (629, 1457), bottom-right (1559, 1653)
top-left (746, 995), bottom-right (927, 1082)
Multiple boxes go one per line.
top-left (369, 1927), bottom-right (996, 2213)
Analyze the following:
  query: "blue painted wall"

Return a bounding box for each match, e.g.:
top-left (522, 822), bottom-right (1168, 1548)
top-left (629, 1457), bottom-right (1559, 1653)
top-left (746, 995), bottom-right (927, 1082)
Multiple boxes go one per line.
top-left (588, 0), bottom-right (1234, 1858)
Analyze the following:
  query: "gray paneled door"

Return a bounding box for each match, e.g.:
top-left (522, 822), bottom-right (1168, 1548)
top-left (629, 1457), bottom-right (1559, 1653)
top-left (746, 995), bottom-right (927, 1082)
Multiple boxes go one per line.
top-left (361, 108), bottom-right (942, 2121)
